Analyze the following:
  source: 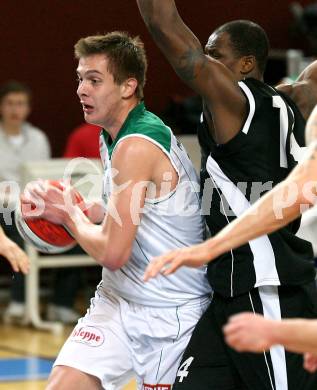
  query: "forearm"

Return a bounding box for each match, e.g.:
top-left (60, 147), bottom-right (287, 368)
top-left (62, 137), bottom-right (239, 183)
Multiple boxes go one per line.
top-left (137, 0), bottom-right (182, 41)
top-left (64, 208), bottom-right (110, 266)
top-left (62, 205), bottom-right (129, 270)
top-left (137, 0), bottom-right (205, 85)
top-left (85, 200), bottom-right (106, 224)
top-left (272, 319), bottom-right (317, 354)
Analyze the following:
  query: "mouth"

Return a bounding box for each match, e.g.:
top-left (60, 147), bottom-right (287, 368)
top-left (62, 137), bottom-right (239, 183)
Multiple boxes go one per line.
top-left (9, 114), bottom-right (20, 120)
top-left (81, 103), bottom-right (94, 114)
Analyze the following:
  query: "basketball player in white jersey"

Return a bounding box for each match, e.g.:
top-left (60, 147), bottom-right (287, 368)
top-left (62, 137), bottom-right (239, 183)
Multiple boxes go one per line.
top-left (21, 31), bottom-right (211, 390)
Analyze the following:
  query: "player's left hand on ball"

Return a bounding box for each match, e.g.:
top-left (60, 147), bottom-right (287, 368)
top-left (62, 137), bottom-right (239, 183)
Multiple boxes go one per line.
top-left (304, 353), bottom-right (317, 373)
top-left (0, 234), bottom-right (29, 274)
top-left (223, 313), bottom-right (275, 352)
top-left (143, 242), bottom-right (211, 281)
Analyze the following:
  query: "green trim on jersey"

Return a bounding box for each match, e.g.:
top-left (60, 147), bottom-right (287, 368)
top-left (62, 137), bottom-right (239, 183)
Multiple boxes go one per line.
top-left (102, 102), bottom-right (171, 158)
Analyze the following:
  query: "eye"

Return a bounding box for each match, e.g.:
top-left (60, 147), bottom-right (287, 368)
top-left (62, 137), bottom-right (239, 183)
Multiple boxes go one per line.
top-left (90, 78), bottom-right (101, 85)
top-left (76, 76), bottom-right (82, 83)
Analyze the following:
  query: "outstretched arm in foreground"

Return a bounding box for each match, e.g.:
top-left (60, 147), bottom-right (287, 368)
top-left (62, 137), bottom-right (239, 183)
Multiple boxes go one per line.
top-left (223, 312), bottom-right (317, 372)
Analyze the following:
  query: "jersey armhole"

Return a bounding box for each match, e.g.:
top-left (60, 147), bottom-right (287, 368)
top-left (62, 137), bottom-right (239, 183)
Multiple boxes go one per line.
top-left (112, 133), bottom-right (181, 204)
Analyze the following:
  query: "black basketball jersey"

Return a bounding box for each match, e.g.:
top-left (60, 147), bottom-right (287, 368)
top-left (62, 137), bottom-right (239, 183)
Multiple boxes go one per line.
top-left (198, 77), bottom-right (315, 298)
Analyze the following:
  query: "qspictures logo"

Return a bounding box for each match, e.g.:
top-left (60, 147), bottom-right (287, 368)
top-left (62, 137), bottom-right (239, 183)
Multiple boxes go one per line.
top-left (143, 385), bottom-right (171, 390)
top-left (70, 325), bottom-right (105, 347)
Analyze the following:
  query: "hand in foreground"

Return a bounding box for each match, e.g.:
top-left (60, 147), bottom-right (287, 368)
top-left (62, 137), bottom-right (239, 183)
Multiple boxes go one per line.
top-left (304, 353), bottom-right (317, 373)
top-left (143, 242), bottom-right (211, 281)
top-left (223, 313), bottom-right (276, 352)
top-left (0, 233), bottom-right (29, 274)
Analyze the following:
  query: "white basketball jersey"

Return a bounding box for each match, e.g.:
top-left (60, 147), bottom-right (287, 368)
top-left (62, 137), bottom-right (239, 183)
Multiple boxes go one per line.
top-left (99, 102), bottom-right (211, 307)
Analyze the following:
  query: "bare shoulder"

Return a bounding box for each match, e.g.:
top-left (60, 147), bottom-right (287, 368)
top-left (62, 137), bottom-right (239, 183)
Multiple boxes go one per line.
top-left (298, 60), bottom-right (317, 83)
top-left (111, 136), bottom-right (164, 180)
top-left (276, 80), bottom-right (317, 120)
top-left (113, 136), bottom-right (163, 160)
top-left (306, 105), bottom-right (317, 145)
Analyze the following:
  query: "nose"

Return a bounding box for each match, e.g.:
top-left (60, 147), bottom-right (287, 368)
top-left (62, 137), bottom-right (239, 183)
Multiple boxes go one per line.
top-left (77, 80), bottom-right (88, 98)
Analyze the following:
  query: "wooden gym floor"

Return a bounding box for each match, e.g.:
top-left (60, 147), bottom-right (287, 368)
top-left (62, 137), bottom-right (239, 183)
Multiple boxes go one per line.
top-left (0, 323), bottom-right (136, 390)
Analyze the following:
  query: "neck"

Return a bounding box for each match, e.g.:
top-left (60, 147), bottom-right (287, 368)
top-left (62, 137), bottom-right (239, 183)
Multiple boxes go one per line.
top-left (105, 98), bottom-right (140, 140)
top-left (249, 70), bottom-right (264, 82)
top-left (1, 121), bottom-right (23, 136)
top-left (240, 68), bottom-right (263, 82)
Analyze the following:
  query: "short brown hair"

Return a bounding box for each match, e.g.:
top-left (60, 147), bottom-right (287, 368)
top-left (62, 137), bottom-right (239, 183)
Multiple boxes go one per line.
top-left (0, 80), bottom-right (32, 103)
top-left (74, 31), bottom-right (147, 99)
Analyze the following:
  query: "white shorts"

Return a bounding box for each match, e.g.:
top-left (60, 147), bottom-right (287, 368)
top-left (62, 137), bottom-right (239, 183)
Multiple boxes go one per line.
top-left (54, 287), bottom-right (210, 390)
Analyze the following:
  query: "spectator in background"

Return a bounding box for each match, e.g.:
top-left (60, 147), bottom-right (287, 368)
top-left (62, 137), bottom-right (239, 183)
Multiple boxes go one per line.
top-left (64, 123), bottom-right (101, 159)
top-left (46, 122), bottom-right (101, 323)
top-left (0, 81), bottom-right (51, 321)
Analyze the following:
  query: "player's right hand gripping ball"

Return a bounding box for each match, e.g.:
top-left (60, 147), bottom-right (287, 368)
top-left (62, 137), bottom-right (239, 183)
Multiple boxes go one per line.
top-left (15, 180), bottom-right (85, 254)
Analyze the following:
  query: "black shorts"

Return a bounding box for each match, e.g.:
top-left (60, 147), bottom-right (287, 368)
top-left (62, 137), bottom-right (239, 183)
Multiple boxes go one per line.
top-left (173, 282), bottom-right (317, 390)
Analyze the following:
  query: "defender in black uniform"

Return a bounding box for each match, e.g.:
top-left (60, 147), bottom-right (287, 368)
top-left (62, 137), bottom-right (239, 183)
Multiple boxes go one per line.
top-left (137, 1), bottom-right (317, 389)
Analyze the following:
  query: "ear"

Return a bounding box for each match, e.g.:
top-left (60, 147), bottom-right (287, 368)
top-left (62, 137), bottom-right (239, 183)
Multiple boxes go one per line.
top-left (240, 55), bottom-right (256, 75)
top-left (121, 78), bottom-right (138, 99)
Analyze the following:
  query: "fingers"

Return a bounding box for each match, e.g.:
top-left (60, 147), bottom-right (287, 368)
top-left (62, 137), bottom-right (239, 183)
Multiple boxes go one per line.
top-left (143, 245), bottom-right (207, 282)
top-left (24, 179), bottom-right (46, 197)
top-left (161, 257), bottom-right (184, 275)
top-left (143, 252), bottom-right (176, 281)
top-left (226, 312), bottom-right (256, 325)
top-left (223, 313), bottom-right (256, 352)
top-left (3, 245), bottom-right (30, 275)
top-left (15, 249), bottom-right (30, 274)
top-left (224, 324), bottom-right (255, 352)
top-left (21, 180), bottom-right (47, 218)
top-left (304, 353), bottom-right (317, 373)
top-left (21, 180), bottom-right (69, 219)
top-left (225, 332), bottom-right (246, 352)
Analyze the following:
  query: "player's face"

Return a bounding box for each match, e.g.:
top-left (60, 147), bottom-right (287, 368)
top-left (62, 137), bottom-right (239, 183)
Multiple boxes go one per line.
top-left (0, 92), bottom-right (30, 127)
top-left (76, 54), bottom-right (123, 127)
top-left (205, 32), bottom-right (244, 80)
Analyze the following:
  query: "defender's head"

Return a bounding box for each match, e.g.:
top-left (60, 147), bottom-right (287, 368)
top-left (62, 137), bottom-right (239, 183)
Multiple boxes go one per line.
top-left (205, 20), bottom-right (269, 81)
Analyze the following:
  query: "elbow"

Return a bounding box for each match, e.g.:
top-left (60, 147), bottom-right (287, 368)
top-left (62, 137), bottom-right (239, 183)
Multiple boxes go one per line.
top-left (102, 261), bottom-right (122, 272)
top-left (98, 247), bottom-right (131, 271)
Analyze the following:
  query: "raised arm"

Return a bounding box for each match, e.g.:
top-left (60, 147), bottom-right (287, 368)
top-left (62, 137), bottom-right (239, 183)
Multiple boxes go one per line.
top-left (136, 0), bottom-right (247, 143)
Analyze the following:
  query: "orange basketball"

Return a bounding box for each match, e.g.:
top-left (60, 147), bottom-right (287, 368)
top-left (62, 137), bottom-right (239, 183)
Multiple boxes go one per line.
top-left (15, 180), bottom-right (85, 253)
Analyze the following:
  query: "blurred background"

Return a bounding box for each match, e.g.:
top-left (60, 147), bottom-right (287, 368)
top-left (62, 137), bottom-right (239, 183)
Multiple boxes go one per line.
top-left (1, 0), bottom-right (316, 155)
